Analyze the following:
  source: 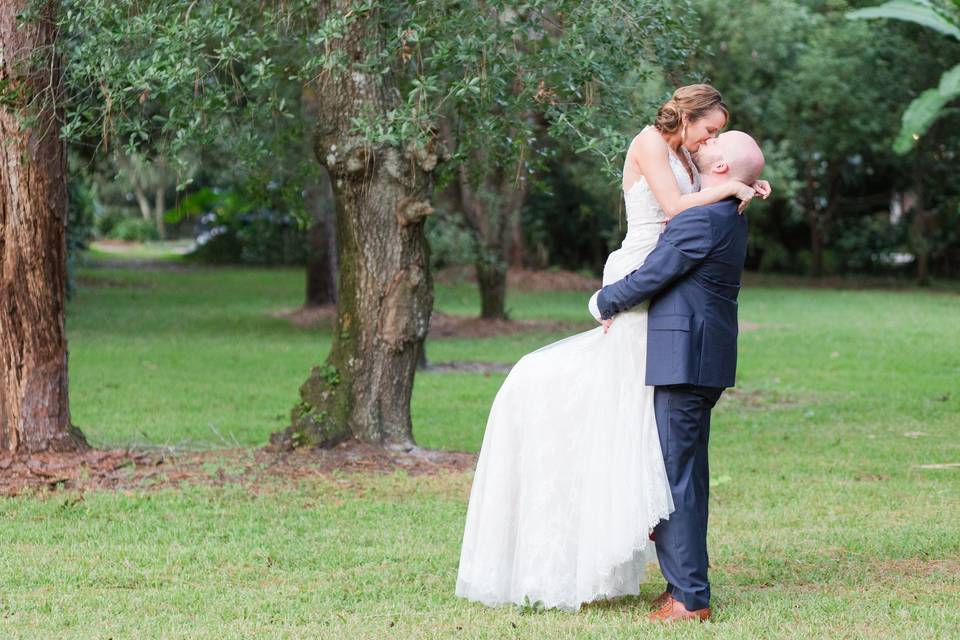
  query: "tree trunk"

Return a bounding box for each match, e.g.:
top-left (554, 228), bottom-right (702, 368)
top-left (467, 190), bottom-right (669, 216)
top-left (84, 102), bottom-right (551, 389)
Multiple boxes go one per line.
top-left (911, 156), bottom-right (931, 287)
top-left (805, 170), bottom-right (839, 279)
top-left (154, 185), bottom-right (166, 240)
top-left (915, 240), bottom-right (930, 286)
top-left (0, 0), bottom-right (87, 454)
top-left (133, 184), bottom-right (152, 221)
top-left (803, 176), bottom-right (825, 278)
top-left (439, 114), bottom-right (529, 320)
top-left (304, 169), bottom-right (338, 306)
top-left (418, 343), bottom-right (429, 370)
top-left (455, 165), bottom-right (528, 320)
top-left (508, 216), bottom-right (526, 268)
top-left (809, 217), bottom-right (824, 278)
top-left (271, 2), bottom-right (438, 450)
top-left (476, 256), bottom-right (508, 320)
top-left (302, 84), bottom-right (338, 307)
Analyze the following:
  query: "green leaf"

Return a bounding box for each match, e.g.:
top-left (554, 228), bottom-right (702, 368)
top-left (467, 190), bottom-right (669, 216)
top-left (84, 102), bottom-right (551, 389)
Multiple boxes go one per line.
top-left (939, 62), bottom-right (960, 94)
top-left (894, 63), bottom-right (960, 153)
top-left (848, 0), bottom-right (960, 41)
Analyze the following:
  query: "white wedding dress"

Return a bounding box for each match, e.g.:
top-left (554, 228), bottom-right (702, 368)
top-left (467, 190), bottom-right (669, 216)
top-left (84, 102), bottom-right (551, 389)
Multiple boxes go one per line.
top-left (455, 134), bottom-right (701, 611)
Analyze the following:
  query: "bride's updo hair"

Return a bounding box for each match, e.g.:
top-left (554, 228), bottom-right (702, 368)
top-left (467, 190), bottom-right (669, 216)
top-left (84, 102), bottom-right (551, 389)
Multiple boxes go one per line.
top-left (654, 84), bottom-right (728, 134)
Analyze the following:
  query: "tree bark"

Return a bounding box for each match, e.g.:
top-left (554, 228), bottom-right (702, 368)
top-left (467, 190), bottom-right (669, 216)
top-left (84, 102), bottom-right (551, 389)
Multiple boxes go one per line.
top-left (271, 2), bottom-right (438, 450)
top-left (0, 0), bottom-right (87, 454)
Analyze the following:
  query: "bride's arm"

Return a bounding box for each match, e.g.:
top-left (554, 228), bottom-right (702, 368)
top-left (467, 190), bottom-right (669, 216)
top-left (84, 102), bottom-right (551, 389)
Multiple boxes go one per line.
top-left (629, 134), bottom-right (753, 220)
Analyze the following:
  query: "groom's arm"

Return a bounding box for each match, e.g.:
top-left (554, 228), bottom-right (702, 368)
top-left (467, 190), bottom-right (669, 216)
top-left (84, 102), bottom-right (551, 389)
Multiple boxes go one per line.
top-left (595, 210), bottom-right (715, 320)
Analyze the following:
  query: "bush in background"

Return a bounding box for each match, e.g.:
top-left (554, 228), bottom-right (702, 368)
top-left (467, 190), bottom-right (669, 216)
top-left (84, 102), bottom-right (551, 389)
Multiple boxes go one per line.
top-left (168, 188), bottom-right (308, 266)
top-left (425, 209), bottom-right (476, 271)
top-left (108, 217), bottom-right (161, 243)
top-left (191, 209), bottom-right (307, 266)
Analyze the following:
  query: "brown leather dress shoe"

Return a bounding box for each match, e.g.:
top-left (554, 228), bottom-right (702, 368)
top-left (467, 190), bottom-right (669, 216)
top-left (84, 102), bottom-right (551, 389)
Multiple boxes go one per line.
top-left (646, 595), bottom-right (711, 623)
top-left (651, 590), bottom-right (672, 609)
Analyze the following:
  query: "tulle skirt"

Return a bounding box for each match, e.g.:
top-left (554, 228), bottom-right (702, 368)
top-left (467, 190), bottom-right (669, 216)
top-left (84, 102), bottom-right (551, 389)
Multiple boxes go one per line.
top-left (455, 306), bottom-right (673, 611)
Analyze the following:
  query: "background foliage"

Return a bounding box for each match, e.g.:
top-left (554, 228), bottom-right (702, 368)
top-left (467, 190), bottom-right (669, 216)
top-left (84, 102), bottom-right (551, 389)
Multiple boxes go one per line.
top-left (58, 0), bottom-right (960, 282)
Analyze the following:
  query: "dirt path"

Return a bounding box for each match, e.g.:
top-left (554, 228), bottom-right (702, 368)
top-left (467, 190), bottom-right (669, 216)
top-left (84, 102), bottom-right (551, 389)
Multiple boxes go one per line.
top-left (0, 441), bottom-right (478, 497)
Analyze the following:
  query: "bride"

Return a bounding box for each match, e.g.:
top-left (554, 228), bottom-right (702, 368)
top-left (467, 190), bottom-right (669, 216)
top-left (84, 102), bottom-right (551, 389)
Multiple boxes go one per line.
top-left (455, 84), bottom-right (769, 611)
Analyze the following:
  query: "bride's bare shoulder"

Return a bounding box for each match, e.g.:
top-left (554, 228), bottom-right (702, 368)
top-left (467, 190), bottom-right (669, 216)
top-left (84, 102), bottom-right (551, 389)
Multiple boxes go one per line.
top-left (628, 127), bottom-right (669, 161)
top-left (631, 126), bottom-right (667, 147)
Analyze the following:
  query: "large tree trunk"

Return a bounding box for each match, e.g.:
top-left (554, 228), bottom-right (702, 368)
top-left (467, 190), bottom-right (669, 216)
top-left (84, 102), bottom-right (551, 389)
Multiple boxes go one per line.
top-left (0, 0), bottom-right (87, 454)
top-left (271, 2), bottom-right (438, 450)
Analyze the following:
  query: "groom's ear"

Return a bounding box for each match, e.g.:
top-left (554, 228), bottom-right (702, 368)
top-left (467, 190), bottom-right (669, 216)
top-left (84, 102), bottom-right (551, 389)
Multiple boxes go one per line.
top-left (713, 160), bottom-right (730, 175)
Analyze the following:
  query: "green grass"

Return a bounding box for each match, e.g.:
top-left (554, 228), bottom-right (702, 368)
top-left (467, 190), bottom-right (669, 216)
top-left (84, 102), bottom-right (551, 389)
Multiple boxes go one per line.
top-left (85, 238), bottom-right (195, 261)
top-left (67, 263), bottom-right (324, 447)
top-left (1, 254), bottom-right (957, 638)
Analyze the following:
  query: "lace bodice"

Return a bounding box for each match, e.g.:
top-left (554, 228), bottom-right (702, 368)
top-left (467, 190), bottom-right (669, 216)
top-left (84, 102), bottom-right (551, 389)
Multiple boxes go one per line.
top-left (602, 129), bottom-right (700, 286)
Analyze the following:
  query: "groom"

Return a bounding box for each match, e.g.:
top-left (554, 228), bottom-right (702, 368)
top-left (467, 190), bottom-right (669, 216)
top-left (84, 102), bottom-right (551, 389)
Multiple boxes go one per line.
top-left (589, 131), bottom-right (765, 622)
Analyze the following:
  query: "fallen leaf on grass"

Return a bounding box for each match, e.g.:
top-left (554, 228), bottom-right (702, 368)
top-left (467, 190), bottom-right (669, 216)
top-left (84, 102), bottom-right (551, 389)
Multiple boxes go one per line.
top-left (915, 463), bottom-right (960, 470)
top-left (903, 432), bottom-right (928, 438)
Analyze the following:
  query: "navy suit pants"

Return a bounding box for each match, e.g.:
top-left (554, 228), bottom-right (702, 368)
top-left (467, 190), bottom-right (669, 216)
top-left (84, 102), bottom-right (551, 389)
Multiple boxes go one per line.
top-left (653, 384), bottom-right (724, 612)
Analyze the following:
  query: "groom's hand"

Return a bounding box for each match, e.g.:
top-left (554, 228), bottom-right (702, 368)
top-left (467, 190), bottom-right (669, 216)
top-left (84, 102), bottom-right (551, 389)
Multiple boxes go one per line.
top-left (589, 289), bottom-right (615, 332)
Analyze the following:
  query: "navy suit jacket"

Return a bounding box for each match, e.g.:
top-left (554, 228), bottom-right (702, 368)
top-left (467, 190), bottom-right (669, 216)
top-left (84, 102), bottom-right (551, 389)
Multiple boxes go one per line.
top-left (596, 197), bottom-right (748, 388)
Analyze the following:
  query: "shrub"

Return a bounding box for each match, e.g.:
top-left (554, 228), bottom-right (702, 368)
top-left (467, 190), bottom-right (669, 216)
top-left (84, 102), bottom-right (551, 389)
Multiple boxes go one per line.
top-left (833, 214), bottom-right (909, 274)
top-left (425, 209), bottom-right (476, 269)
top-left (109, 217), bottom-right (160, 242)
top-left (93, 206), bottom-right (128, 238)
top-left (190, 208), bottom-right (308, 265)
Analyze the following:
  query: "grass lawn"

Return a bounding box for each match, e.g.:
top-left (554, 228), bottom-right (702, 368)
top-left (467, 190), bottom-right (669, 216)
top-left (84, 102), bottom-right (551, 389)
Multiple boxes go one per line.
top-left (0, 250), bottom-right (957, 638)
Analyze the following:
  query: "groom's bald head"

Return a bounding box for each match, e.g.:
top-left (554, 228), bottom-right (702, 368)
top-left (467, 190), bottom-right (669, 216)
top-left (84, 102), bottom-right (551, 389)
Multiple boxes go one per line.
top-left (693, 131), bottom-right (765, 185)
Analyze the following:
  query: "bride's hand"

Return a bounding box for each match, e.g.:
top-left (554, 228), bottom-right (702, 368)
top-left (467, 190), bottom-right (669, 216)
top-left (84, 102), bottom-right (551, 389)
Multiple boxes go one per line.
top-left (732, 181), bottom-right (755, 214)
top-left (601, 318), bottom-right (614, 333)
top-left (752, 179), bottom-right (772, 199)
